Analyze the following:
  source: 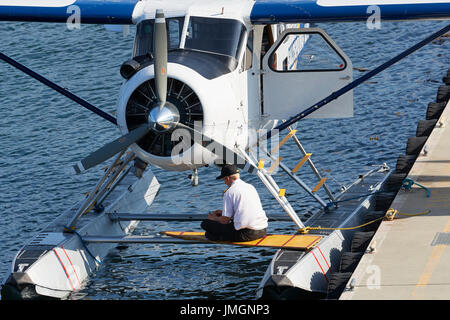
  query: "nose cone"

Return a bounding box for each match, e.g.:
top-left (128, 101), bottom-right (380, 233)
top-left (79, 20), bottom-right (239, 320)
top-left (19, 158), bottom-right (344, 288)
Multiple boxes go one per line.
top-left (148, 101), bottom-right (180, 132)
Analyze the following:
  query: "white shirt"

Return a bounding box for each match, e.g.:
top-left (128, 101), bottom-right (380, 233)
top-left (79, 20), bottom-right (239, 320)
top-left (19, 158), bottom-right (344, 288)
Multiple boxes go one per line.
top-left (222, 179), bottom-right (268, 230)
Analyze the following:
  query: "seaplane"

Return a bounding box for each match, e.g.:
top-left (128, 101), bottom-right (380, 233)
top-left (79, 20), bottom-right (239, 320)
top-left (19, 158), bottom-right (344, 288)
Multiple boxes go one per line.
top-left (1, 0), bottom-right (449, 300)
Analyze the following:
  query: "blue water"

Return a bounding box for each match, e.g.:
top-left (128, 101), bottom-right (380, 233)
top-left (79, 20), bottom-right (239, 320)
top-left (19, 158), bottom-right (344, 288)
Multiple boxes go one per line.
top-left (0, 20), bottom-right (448, 300)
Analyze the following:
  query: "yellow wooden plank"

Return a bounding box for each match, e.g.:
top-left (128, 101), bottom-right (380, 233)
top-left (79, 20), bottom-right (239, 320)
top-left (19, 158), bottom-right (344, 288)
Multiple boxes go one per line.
top-left (162, 231), bottom-right (322, 250)
top-left (258, 159), bottom-right (265, 169)
top-left (288, 236), bottom-right (322, 249)
top-left (164, 231), bottom-right (205, 241)
top-left (312, 177), bottom-right (327, 193)
top-left (254, 235), bottom-right (287, 247)
top-left (270, 130), bottom-right (297, 154)
top-left (291, 153), bottom-right (312, 173)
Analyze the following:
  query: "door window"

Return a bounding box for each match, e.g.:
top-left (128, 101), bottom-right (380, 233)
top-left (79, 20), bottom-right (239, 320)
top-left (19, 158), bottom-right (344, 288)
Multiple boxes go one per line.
top-left (269, 33), bottom-right (346, 72)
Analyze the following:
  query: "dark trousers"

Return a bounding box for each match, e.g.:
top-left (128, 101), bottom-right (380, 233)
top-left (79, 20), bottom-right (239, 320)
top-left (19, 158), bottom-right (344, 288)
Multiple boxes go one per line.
top-left (201, 219), bottom-right (266, 242)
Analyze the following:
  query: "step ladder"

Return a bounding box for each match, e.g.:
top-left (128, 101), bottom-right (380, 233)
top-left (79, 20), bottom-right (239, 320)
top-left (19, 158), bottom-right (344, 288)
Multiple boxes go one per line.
top-left (250, 126), bottom-right (337, 210)
top-left (238, 148), bottom-right (305, 229)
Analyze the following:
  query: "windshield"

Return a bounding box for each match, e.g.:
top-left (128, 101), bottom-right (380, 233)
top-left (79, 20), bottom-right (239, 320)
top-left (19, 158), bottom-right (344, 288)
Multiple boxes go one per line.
top-left (134, 17), bottom-right (185, 57)
top-left (184, 17), bottom-right (246, 59)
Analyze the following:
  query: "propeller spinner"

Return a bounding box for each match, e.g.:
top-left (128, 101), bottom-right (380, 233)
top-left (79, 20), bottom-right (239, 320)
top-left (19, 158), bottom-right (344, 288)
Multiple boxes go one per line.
top-left (147, 101), bottom-right (180, 132)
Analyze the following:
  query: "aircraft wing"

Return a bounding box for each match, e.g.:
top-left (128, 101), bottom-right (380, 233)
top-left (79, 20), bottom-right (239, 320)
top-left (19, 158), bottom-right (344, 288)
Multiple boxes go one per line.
top-left (0, 0), bottom-right (139, 24)
top-left (250, 0), bottom-right (450, 23)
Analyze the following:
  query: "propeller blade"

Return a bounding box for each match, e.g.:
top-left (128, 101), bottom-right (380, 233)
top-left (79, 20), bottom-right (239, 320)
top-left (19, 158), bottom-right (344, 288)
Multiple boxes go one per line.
top-left (154, 9), bottom-right (168, 109)
top-left (72, 124), bottom-right (149, 174)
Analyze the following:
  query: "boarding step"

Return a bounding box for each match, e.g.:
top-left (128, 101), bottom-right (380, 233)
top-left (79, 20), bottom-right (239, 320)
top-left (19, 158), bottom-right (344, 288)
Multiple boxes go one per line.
top-left (258, 127), bottom-right (335, 208)
top-left (108, 213), bottom-right (293, 221)
top-left (162, 231), bottom-right (322, 250)
top-left (82, 232), bottom-right (323, 250)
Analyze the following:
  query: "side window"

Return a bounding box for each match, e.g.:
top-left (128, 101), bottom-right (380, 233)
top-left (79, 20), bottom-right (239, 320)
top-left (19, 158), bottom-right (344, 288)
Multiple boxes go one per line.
top-left (260, 25), bottom-right (274, 58)
top-left (133, 18), bottom-right (184, 57)
top-left (168, 19), bottom-right (181, 48)
top-left (134, 21), bottom-right (154, 57)
top-left (269, 32), bottom-right (346, 72)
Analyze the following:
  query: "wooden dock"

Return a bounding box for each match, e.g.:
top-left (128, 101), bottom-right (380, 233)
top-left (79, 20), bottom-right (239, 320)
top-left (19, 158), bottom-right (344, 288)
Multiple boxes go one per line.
top-left (340, 99), bottom-right (450, 300)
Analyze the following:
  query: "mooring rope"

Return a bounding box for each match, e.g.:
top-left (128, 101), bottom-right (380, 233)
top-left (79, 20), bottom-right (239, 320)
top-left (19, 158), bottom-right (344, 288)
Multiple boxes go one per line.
top-left (298, 208), bottom-right (431, 234)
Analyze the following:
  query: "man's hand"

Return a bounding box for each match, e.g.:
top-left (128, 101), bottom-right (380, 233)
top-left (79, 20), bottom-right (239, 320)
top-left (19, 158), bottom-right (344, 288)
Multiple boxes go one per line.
top-left (208, 210), bottom-right (221, 220)
top-left (207, 210), bottom-right (229, 224)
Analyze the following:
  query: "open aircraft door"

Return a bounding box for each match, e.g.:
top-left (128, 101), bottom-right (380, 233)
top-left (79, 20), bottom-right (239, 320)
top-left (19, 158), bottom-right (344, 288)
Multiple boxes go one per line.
top-left (262, 28), bottom-right (353, 120)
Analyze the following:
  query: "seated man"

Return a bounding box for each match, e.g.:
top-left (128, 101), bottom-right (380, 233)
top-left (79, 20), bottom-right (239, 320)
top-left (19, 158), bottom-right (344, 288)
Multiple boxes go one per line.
top-left (201, 164), bottom-right (268, 242)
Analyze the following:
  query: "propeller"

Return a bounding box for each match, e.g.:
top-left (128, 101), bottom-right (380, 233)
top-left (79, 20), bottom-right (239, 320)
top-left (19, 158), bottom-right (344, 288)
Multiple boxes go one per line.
top-left (70, 4), bottom-right (258, 174)
top-left (72, 9), bottom-right (172, 174)
top-left (72, 124), bottom-right (149, 174)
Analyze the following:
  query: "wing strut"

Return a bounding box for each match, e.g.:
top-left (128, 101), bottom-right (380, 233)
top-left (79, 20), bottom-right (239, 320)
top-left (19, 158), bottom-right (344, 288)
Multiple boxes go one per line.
top-left (0, 52), bottom-right (117, 125)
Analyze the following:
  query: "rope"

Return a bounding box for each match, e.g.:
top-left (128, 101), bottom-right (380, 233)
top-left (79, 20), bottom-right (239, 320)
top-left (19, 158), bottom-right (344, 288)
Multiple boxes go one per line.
top-left (402, 178), bottom-right (431, 198)
top-left (385, 208), bottom-right (431, 220)
top-left (63, 226), bottom-right (102, 265)
top-left (298, 208), bottom-right (431, 234)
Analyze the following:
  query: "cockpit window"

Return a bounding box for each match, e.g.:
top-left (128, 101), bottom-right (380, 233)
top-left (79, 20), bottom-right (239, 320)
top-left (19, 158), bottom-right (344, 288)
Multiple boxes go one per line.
top-left (133, 17), bottom-right (185, 57)
top-left (133, 16), bottom-right (246, 60)
top-left (184, 17), bottom-right (246, 59)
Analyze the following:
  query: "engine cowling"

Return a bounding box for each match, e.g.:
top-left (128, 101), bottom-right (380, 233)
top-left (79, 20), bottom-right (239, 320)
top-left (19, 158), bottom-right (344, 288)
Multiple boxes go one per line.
top-left (116, 61), bottom-right (247, 171)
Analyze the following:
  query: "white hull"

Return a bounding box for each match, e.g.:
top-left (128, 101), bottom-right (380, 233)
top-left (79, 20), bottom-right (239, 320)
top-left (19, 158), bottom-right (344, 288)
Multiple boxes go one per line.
top-left (2, 167), bottom-right (159, 299)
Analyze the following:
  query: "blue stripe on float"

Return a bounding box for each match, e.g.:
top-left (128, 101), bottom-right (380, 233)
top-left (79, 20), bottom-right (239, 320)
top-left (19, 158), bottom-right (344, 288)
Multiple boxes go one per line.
top-left (250, 1), bottom-right (450, 24)
top-left (0, 0), bottom-right (138, 24)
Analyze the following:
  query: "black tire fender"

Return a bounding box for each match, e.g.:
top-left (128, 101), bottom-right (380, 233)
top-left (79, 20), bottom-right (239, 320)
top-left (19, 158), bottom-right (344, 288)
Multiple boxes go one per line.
top-left (339, 252), bottom-right (364, 273)
top-left (326, 272), bottom-right (353, 300)
top-left (385, 172), bottom-right (407, 192)
top-left (436, 85), bottom-right (450, 103)
top-left (351, 231), bottom-right (375, 253)
top-left (416, 119), bottom-right (437, 137)
top-left (406, 136), bottom-right (428, 156)
top-left (395, 154), bottom-right (416, 174)
top-left (426, 102), bottom-right (446, 120)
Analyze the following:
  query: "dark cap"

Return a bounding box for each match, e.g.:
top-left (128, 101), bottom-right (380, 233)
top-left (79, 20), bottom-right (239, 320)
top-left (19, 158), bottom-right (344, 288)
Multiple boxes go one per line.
top-left (216, 164), bottom-right (240, 180)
